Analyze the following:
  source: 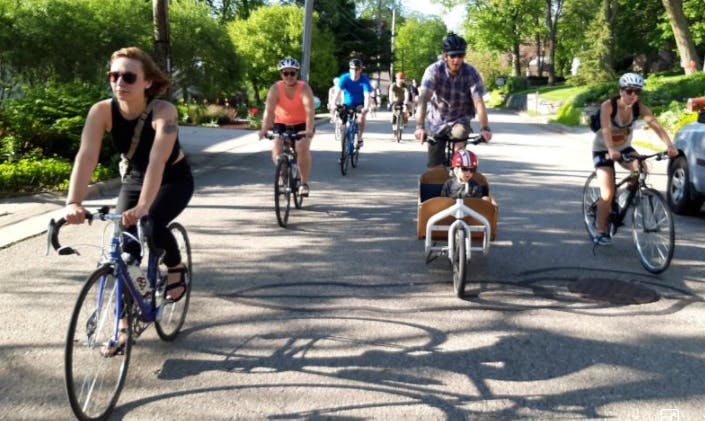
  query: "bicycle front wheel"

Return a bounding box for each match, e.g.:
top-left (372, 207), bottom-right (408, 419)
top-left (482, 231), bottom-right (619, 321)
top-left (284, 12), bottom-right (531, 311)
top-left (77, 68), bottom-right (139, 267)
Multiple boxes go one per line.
top-left (351, 132), bottom-right (360, 168)
top-left (632, 188), bottom-right (675, 273)
top-left (394, 111), bottom-right (402, 143)
top-left (452, 228), bottom-right (467, 298)
top-left (340, 131), bottom-right (349, 175)
top-left (582, 172), bottom-right (600, 240)
top-left (155, 222), bottom-right (192, 341)
top-left (65, 265), bottom-right (131, 421)
top-left (274, 158), bottom-right (291, 227)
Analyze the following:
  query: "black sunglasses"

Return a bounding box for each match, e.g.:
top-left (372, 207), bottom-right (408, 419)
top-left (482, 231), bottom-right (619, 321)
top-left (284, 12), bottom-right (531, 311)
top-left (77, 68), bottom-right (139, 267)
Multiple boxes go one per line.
top-left (107, 71), bottom-right (138, 84)
top-left (623, 88), bottom-right (642, 95)
top-left (448, 53), bottom-right (466, 59)
top-left (460, 167), bottom-right (475, 172)
top-left (281, 70), bottom-right (297, 77)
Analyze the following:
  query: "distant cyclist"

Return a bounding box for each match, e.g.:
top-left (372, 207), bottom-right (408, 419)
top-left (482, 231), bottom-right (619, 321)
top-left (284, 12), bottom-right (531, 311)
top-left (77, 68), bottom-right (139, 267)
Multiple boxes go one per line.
top-left (330, 58), bottom-right (372, 148)
top-left (388, 71), bottom-right (410, 136)
top-left (259, 57), bottom-right (316, 197)
top-left (590, 72), bottom-right (677, 245)
top-left (415, 32), bottom-right (492, 168)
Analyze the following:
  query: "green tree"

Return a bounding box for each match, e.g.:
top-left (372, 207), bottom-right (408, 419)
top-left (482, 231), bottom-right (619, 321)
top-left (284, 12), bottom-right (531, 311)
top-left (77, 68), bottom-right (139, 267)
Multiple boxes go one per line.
top-left (228, 4), bottom-right (336, 104)
top-left (394, 16), bottom-right (447, 82)
top-left (463, 0), bottom-right (544, 77)
top-left (574, 0), bottom-right (615, 84)
top-left (170, 0), bottom-right (242, 101)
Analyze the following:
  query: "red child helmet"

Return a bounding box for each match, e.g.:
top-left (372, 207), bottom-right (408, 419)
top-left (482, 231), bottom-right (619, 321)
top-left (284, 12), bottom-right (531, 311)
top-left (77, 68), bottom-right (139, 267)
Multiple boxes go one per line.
top-left (451, 149), bottom-right (478, 169)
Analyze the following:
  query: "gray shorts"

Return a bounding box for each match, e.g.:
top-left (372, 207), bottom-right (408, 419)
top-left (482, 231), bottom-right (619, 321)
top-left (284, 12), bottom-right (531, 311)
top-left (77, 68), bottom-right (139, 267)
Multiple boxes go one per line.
top-left (427, 122), bottom-right (472, 168)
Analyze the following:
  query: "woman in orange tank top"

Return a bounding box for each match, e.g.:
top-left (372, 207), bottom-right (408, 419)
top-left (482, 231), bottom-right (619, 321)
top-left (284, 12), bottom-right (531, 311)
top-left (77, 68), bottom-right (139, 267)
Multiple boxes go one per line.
top-left (259, 57), bottom-right (316, 197)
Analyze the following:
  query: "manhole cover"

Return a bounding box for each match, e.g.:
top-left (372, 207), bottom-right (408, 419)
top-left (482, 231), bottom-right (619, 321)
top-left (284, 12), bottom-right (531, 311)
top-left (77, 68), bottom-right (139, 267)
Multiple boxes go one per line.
top-left (568, 278), bottom-right (659, 305)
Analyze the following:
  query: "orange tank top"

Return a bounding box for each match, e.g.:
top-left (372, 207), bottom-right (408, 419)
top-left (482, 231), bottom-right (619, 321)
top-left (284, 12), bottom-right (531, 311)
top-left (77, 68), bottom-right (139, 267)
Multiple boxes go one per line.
top-left (274, 81), bottom-right (306, 125)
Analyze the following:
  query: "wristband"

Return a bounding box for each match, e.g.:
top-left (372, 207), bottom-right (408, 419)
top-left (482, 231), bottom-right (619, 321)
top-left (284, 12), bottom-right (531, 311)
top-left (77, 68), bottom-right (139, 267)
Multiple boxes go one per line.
top-left (481, 126), bottom-right (491, 132)
top-left (66, 201), bottom-right (81, 206)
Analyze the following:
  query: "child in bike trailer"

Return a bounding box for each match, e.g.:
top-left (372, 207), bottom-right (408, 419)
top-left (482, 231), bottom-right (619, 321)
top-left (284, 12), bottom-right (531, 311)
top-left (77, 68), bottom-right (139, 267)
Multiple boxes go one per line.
top-left (441, 150), bottom-right (492, 201)
top-left (590, 72), bottom-right (677, 246)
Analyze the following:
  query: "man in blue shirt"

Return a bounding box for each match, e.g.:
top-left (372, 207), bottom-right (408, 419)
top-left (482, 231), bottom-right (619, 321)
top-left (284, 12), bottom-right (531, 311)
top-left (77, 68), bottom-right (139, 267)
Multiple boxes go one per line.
top-left (414, 33), bottom-right (492, 168)
top-left (330, 58), bottom-right (372, 147)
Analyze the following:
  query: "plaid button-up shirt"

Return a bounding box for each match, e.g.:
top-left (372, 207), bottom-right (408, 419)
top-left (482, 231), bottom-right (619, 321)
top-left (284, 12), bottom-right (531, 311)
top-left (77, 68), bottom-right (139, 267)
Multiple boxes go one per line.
top-left (420, 60), bottom-right (485, 135)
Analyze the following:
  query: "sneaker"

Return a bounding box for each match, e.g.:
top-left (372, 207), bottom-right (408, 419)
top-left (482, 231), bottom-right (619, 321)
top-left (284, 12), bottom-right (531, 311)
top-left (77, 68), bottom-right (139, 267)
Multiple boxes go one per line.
top-left (593, 233), bottom-right (612, 246)
top-left (299, 183), bottom-right (310, 197)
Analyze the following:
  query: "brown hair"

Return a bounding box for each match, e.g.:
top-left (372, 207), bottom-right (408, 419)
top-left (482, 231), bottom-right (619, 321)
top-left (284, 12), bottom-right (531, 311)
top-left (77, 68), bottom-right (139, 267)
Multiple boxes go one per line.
top-left (110, 47), bottom-right (170, 97)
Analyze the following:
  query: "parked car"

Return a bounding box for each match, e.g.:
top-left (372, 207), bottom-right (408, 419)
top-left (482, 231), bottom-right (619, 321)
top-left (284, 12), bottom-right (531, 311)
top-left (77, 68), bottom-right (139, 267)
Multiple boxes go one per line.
top-left (667, 99), bottom-right (705, 215)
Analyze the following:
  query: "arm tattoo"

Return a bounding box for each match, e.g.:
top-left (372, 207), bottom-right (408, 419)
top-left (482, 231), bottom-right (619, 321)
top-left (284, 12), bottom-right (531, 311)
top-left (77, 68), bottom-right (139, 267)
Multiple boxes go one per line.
top-left (163, 118), bottom-right (178, 135)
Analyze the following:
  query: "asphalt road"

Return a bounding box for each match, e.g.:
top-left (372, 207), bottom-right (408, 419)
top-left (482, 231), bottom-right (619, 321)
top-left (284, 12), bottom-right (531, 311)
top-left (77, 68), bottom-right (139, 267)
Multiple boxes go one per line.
top-left (2, 109), bottom-right (704, 420)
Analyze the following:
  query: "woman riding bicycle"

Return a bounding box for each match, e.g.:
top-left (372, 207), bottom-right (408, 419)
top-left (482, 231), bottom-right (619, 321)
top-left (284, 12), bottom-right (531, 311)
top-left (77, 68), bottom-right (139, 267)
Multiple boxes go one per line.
top-left (591, 72), bottom-right (677, 246)
top-left (259, 57), bottom-right (316, 197)
top-left (63, 47), bottom-right (194, 355)
top-left (64, 46), bottom-right (193, 303)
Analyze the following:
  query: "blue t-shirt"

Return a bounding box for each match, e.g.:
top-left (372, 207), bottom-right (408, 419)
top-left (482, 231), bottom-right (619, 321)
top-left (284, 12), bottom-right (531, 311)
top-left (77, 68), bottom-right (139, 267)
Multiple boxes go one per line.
top-left (338, 72), bottom-right (372, 107)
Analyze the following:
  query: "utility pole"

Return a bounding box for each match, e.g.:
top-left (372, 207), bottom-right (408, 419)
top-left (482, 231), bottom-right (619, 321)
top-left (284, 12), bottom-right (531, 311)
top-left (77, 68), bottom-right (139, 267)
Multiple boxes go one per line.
top-left (390, 8), bottom-right (396, 82)
top-left (301, 0), bottom-right (314, 82)
top-left (152, 0), bottom-right (170, 76)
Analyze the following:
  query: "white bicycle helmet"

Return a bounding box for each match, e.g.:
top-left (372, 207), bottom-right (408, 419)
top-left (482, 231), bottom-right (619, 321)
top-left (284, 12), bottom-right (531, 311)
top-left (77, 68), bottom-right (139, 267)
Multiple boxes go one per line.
top-left (278, 57), bottom-right (300, 71)
top-left (619, 72), bottom-right (644, 88)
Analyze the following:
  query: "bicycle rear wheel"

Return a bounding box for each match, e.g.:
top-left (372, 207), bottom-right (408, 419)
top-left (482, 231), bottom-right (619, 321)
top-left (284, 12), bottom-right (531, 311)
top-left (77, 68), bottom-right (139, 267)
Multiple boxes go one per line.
top-left (582, 172), bottom-right (600, 240)
top-left (65, 265), bottom-right (131, 421)
top-left (274, 158), bottom-right (291, 227)
top-left (155, 222), bottom-right (192, 340)
top-left (452, 228), bottom-right (467, 298)
top-left (632, 188), bottom-right (675, 273)
top-left (340, 131), bottom-right (349, 176)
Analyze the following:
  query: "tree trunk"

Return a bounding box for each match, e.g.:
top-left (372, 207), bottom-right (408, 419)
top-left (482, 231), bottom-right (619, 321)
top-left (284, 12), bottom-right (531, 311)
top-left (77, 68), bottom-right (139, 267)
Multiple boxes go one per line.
top-left (661, 0), bottom-right (701, 75)
top-left (152, 0), bottom-right (171, 77)
top-left (513, 42), bottom-right (521, 77)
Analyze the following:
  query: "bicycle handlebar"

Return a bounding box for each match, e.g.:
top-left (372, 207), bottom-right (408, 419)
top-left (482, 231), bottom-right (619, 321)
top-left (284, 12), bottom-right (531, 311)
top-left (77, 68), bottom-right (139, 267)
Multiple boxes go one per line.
top-left (47, 206), bottom-right (155, 257)
top-left (424, 133), bottom-right (485, 146)
top-left (618, 151), bottom-right (668, 163)
top-left (264, 131), bottom-right (305, 141)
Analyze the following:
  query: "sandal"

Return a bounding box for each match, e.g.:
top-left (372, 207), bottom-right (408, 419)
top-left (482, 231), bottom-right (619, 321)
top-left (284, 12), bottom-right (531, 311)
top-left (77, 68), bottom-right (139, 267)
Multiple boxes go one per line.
top-left (165, 266), bottom-right (189, 303)
top-left (100, 328), bottom-right (128, 358)
top-left (299, 183), bottom-right (310, 197)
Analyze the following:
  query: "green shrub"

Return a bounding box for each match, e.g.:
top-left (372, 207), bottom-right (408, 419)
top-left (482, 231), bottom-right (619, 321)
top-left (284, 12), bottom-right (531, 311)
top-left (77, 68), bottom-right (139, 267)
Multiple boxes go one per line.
top-left (551, 102), bottom-right (582, 126)
top-left (0, 82), bottom-right (104, 160)
top-left (0, 156), bottom-right (115, 197)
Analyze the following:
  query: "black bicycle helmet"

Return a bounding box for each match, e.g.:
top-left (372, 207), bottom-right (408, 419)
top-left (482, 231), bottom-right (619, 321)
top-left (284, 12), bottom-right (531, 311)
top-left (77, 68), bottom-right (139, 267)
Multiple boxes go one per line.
top-left (349, 58), bottom-right (364, 69)
top-left (442, 32), bottom-right (467, 55)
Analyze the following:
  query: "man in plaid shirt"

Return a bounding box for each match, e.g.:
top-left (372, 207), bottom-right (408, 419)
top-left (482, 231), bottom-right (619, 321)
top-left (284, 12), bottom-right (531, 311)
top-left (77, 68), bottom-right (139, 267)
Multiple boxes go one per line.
top-left (414, 32), bottom-right (493, 168)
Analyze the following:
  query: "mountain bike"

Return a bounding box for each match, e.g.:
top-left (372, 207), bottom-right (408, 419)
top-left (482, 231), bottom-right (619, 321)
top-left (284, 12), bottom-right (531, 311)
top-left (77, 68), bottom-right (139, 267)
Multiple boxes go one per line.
top-left (267, 131), bottom-right (304, 228)
top-left (47, 206), bottom-right (192, 420)
top-left (425, 132), bottom-right (485, 167)
top-left (392, 102), bottom-right (405, 143)
top-left (582, 151), bottom-right (675, 273)
top-left (336, 105), bottom-right (361, 176)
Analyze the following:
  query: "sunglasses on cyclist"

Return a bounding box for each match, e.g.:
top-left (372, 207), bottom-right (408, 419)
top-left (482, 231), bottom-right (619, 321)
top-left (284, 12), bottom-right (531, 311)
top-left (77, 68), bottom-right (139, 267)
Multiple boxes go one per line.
top-left (281, 70), bottom-right (297, 77)
top-left (623, 88), bottom-right (642, 96)
top-left (460, 167), bottom-right (475, 173)
top-left (447, 53), bottom-right (466, 59)
top-left (107, 71), bottom-right (138, 84)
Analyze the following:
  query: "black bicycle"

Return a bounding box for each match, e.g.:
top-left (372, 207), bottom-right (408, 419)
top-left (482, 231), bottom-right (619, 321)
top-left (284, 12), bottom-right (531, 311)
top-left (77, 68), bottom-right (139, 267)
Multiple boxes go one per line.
top-left (582, 151), bottom-right (675, 273)
top-left (267, 131), bottom-right (304, 228)
top-left (425, 132), bottom-right (485, 167)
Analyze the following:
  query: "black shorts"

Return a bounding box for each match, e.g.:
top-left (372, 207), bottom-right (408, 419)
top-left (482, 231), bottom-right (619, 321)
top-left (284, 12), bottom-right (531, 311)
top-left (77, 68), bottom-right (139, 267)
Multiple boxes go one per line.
top-left (273, 122), bottom-right (306, 134)
top-left (593, 146), bottom-right (636, 168)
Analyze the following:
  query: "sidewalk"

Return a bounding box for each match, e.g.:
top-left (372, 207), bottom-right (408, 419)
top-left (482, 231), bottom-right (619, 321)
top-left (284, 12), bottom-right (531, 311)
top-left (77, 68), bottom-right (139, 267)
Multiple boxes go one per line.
top-left (0, 125), bottom-right (264, 249)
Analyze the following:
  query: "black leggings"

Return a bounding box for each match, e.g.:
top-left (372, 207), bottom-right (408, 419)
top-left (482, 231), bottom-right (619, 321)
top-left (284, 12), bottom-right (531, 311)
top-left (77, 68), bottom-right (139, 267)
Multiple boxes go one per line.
top-left (118, 160), bottom-right (194, 267)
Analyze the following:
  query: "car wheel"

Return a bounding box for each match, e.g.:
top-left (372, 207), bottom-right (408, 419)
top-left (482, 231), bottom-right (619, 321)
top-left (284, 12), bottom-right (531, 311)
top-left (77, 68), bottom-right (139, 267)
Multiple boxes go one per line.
top-left (667, 156), bottom-right (703, 215)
